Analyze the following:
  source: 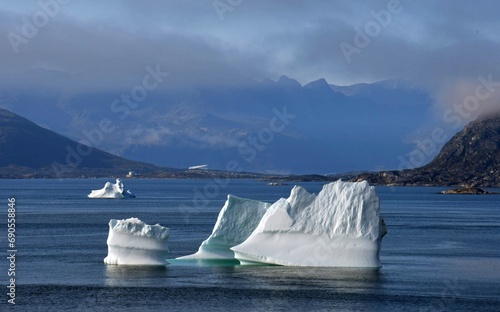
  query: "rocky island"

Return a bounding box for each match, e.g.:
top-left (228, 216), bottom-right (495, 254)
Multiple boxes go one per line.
top-left (439, 187), bottom-right (497, 195)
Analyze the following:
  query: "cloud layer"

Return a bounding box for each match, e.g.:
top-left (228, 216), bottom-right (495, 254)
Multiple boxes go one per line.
top-left (1, 0), bottom-right (499, 114)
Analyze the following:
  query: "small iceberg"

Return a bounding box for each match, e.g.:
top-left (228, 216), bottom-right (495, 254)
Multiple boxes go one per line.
top-left (88, 178), bottom-right (136, 199)
top-left (104, 218), bottom-right (170, 266)
top-left (177, 195), bottom-right (271, 260)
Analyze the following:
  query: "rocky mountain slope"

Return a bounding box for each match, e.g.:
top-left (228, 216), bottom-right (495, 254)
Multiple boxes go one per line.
top-left (0, 108), bottom-right (165, 178)
top-left (355, 114), bottom-right (500, 187)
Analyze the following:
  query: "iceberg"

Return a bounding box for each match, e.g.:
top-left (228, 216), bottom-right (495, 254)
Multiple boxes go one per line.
top-left (231, 180), bottom-right (387, 267)
top-left (87, 178), bottom-right (136, 198)
top-left (177, 195), bottom-right (271, 260)
top-left (104, 218), bottom-right (170, 265)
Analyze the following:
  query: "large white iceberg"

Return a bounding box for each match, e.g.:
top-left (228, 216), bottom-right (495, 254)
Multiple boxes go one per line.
top-left (88, 178), bottom-right (136, 199)
top-left (231, 180), bottom-right (387, 267)
top-left (177, 195), bottom-right (271, 260)
top-left (104, 218), bottom-right (170, 265)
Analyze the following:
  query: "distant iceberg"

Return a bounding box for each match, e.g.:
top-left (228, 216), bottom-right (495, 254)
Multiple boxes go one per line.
top-left (88, 178), bottom-right (136, 199)
top-left (104, 218), bottom-right (170, 265)
top-left (177, 195), bottom-right (271, 260)
top-left (231, 180), bottom-right (387, 267)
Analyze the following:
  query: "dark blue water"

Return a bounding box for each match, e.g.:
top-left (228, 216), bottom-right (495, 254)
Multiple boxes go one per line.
top-left (1, 179), bottom-right (499, 311)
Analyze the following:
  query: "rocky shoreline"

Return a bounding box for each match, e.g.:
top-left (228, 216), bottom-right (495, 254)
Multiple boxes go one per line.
top-left (439, 187), bottom-right (498, 195)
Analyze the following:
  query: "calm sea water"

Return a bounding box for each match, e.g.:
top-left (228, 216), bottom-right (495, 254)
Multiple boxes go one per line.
top-left (0, 178), bottom-right (499, 311)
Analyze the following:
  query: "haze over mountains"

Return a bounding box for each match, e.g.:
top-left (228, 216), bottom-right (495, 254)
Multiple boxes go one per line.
top-left (0, 71), bottom-right (434, 174)
top-left (2, 1), bottom-right (500, 177)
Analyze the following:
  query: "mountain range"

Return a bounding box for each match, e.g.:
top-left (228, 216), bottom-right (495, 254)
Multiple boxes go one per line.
top-left (1, 106), bottom-right (498, 186)
top-left (0, 71), bottom-right (433, 174)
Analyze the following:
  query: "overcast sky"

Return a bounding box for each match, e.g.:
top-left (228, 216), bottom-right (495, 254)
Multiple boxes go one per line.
top-left (1, 0), bottom-right (500, 113)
